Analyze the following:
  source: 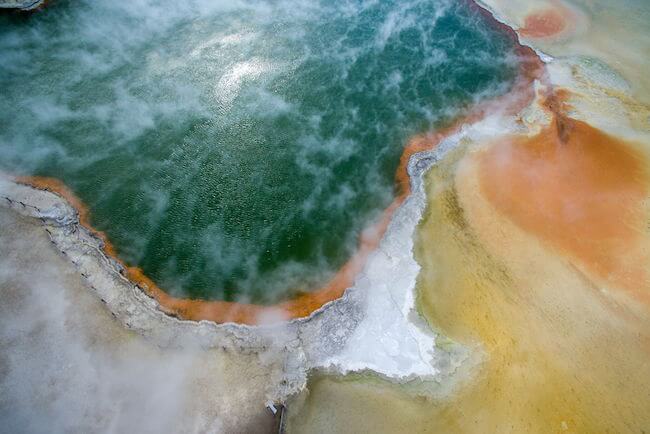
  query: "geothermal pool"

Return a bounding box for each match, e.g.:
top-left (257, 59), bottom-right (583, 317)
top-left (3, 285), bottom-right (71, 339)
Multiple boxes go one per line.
top-left (2, 0), bottom-right (650, 432)
top-left (0, 0), bottom-right (520, 305)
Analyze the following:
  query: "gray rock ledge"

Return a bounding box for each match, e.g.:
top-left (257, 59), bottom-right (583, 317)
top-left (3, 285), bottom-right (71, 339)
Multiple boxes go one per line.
top-left (0, 0), bottom-right (45, 11)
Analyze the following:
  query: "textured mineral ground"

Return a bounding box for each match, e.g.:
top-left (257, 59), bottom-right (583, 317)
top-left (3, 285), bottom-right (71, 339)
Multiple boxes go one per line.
top-left (1, 0), bottom-right (650, 433)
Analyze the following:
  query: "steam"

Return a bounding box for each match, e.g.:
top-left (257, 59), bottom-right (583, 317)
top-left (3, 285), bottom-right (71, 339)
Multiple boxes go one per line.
top-left (0, 1), bottom-right (530, 431)
top-left (0, 0), bottom-right (521, 303)
top-left (0, 208), bottom-right (281, 433)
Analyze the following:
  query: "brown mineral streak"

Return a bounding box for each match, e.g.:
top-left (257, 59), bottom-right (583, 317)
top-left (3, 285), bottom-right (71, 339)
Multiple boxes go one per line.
top-left (478, 96), bottom-right (650, 302)
top-left (14, 2), bottom-right (544, 325)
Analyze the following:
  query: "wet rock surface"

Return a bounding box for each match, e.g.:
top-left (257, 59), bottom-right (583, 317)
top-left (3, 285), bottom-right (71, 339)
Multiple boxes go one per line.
top-left (0, 0), bottom-right (43, 10)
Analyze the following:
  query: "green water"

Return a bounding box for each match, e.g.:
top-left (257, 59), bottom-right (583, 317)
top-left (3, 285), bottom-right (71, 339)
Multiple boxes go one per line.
top-left (0, 0), bottom-right (519, 303)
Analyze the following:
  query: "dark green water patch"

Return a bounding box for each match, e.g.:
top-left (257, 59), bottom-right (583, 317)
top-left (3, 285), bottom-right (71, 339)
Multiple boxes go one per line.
top-left (0, 0), bottom-right (519, 303)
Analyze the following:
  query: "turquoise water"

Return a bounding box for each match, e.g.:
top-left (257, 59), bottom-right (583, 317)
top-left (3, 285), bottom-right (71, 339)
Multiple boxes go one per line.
top-left (0, 0), bottom-right (519, 303)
